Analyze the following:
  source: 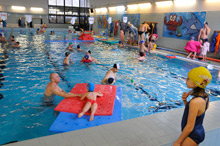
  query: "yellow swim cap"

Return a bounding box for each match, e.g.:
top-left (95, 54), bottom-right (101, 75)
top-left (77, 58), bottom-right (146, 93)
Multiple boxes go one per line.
top-left (188, 66), bottom-right (212, 88)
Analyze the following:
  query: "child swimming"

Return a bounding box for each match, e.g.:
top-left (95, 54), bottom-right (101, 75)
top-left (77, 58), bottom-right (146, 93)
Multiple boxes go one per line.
top-left (78, 83), bottom-right (103, 121)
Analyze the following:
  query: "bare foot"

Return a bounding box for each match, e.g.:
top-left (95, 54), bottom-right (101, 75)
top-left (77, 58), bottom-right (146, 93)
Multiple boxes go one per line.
top-left (78, 113), bottom-right (83, 118)
top-left (186, 56), bottom-right (190, 59)
top-left (89, 115), bottom-right (94, 122)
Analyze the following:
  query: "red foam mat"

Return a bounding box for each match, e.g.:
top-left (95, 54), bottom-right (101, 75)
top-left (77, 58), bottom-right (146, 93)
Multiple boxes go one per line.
top-left (55, 83), bottom-right (117, 116)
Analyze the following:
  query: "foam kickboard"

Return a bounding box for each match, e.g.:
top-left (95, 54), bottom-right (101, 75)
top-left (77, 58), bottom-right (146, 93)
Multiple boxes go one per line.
top-left (49, 87), bottom-right (122, 133)
top-left (55, 83), bottom-right (117, 116)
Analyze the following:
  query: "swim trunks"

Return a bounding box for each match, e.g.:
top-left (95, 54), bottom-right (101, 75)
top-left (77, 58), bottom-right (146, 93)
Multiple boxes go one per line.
top-left (138, 31), bottom-right (144, 35)
top-left (87, 99), bottom-right (97, 105)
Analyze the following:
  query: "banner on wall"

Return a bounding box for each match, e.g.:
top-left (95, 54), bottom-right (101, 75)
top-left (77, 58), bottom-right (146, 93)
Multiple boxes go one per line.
top-left (89, 17), bottom-right (94, 24)
top-left (123, 17), bottom-right (127, 23)
top-left (163, 11), bottom-right (206, 40)
top-left (25, 15), bottom-right (32, 23)
top-left (71, 17), bottom-right (76, 24)
top-left (121, 14), bottom-right (140, 28)
top-left (0, 13), bottom-right (7, 20)
top-left (97, 15), bottom-right (108, 29)
top-left (108, 17), bottom-right (112, 24)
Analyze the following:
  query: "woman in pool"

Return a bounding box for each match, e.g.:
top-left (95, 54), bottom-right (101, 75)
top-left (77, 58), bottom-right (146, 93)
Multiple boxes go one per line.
top-left (173, 66), bottom-right (212, 146)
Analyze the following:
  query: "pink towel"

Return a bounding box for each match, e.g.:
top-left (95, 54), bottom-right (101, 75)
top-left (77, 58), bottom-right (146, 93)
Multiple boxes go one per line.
top-left (184, 40), bottom-right (201, 54)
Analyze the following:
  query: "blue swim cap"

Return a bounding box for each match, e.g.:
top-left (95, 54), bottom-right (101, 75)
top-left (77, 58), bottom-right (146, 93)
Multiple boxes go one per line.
top-left (84, 55), bottom-right (89, 60)
top-left (119, 41), bottom-right (122, 44)
top-left (77, 45), bottom-right (80, 48)
top-left (0, 33), bottom-right (2, 36)
top-left (87, 83), bottom-right (95, 92)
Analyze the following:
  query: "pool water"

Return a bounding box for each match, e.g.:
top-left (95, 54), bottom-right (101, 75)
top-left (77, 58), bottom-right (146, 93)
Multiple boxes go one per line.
top-left (0, 29), bottom-right (220, 145)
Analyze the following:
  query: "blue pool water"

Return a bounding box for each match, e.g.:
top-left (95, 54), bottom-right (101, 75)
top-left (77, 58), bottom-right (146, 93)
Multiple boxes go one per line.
top-left (0, 28), bottom-right (220, 145)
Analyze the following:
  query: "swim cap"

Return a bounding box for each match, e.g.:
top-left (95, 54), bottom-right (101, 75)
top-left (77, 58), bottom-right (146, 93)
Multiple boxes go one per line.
top-left (140, 52), bottom-right (144, 57)
top-left (188, 66), bottom-right (212, 89)
top-left (65, 52), bottom-right (70, 57)
top-left (69, 42), bottom-right (72, 45)
top-left (84, 55), bottom-right (89, 60)
top-left (119, 41), bottom-right (122, 44)
top-left (87, 83), bottom-right (95, 92)
top-left (108, 78), bottom-right (114, 84)
top-left (87, 50), bottom-right (91, 54)
top-left (140, 40), bottom-right (144, 44)
top-left (0, 33), bottom-right (2, 36)
top-left (113, 63), bottom-right (120, 69)
top-left (77, 45), bottom-right (80, 48)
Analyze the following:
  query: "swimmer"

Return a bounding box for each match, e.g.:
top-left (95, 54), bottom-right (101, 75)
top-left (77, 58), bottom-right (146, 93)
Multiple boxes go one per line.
top-left (0, 33), bottom-right (6, 42)
top-left (80, 55), bottom-right (92, 63)
top-left (76, 45), bottom-right (85, 52)
top-left (137, 52), bottom-right (146, 62)
top-left (118, 41), bottom-right (124, 48)
top-left (63, 52), bottom-right (73, 66)
top-left (173, 66), bottom-right (212, 146)
top-left (85, 50), bottom-right (100, 64)
top-left (78, 83), bottom-right (103, 121)
top-left (101, 63), bottom-right (120, 85)
top-left (11, 42), bottom-right (20, 48)
top-left (66, 42), bottom-right (74, 51)
top-left (43, 73), bottom-right (82, 105)
top-left (36, 29), bottom-right (40, 34)
top-left (140, 40), bottom-right (148, 53)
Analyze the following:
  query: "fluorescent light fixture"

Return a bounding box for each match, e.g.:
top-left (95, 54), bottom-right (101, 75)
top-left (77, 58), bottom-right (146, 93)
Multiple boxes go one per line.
top-left (138, 3), bottom-right (151, 8)
top-left (174, 0), bottom-right (196, 6)
top-left (100, 7), bottom-right (107, 12)
top-left (127, 4), bottom-right (138, 9)
top-left (116, 5), bottom-right (125, 11)
top-left (108, 7), bottom-right (116, 10)
top-left (95, 8), bottom-right (100, 12)
top-left (155, 1), bottom-right (173, 7)
top-left (30, 7), bottom-right (43, 11)
top-left (11, 6), bottom-right (26, 10)
top-left (206, 0), bottom-right (220, 2)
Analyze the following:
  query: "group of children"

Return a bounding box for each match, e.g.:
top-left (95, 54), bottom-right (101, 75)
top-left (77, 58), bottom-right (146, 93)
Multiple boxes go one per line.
top-left (0, 34), bottom-right (20, 48)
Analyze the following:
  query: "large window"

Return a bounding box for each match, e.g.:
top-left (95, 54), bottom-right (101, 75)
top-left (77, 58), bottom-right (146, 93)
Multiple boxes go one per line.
top-left (48, 0), bottom-right (90, 26)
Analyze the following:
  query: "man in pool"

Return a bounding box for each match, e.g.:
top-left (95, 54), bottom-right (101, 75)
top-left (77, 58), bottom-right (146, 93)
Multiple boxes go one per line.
top-left (101, 63), bottom-right (120, 85)
top-left (43, 73), bottom-right (82, 105)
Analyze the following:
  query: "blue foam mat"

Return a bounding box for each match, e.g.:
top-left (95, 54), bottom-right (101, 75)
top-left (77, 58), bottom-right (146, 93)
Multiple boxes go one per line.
top-left (49, 87), bottom-right (122, 133)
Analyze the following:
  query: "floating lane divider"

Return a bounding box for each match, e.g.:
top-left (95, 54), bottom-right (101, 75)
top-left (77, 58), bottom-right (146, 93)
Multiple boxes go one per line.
top-left (165, 54), bottom-right (176, 59)
top-left (45, 39), bottom-right (96, 43)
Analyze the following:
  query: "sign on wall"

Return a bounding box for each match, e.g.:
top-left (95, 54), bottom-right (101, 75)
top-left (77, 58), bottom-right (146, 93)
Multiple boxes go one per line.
top-left (163, 11), bottom-right (206, 40)
top-left (123, 17), bottom-right (127, 23)
top-left (0, 13), bottom-right (7, 20)
top-left (89, 17), bottom-right (94, 24)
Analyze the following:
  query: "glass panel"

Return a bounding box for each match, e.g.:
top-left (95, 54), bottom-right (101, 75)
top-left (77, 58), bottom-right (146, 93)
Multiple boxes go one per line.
top-left (73, 0), bottom-right (79, 7)
top-left (57, 16), bottom-right (64, 23)
top-left (49, 15), bottom-right (56, 23)
top-left (57, 7), bottom-right (64, 15)
top-left (72, 7), bottom-right (79, 16)
top-left (48, 0), bottom-right (56, 5)
top-left (49, 6), bottom-right (57, 14)
top-left (65, 0), bottom-right (72, 6)
top-left (57, 0), bottom-right (64, 6)
top-left (85, 0), bottom-right (90, 8)
top-left (80, 0), bottom-right (85, 7)
top-left (65, 16), bottom-right (72, 23)
top-left (65, 7), bottom-right (73, 15)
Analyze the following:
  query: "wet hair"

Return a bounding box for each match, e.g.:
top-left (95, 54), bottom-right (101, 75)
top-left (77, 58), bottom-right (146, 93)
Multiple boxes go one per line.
top-left (37, 29), bottom-right (39, 31)
top-left (191, 87), bottom-right (209, 99)
top-left (65, 52), bottom-right (70, 57)
top-left (87, 50), bottom-right (91, 54)
top-left (11, 36), bottom-right (14, 38)
top-left (16, 42), bottom-right (19, 45)
top-left (108, 78), bottom-right (114, 84)
top-left (140, 52), bottom-right (144, 57)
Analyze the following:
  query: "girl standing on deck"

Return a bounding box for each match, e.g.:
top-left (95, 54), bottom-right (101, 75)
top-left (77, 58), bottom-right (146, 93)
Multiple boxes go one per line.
top-left (173, 67), bottom-right (212, 146)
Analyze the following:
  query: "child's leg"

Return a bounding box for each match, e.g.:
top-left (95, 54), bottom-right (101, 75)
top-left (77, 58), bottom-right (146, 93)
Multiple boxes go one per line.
top-left (202, 55), bottom-right (205, 61)
top-left (204, 55), bottom-right (206, 61)
top-left (193, 52), bottom-right (197, 60)
top-left (89, 103), bottom-right (98, 121)
top-left (78, 102), bottom-right (91, 118)
top-left (187, 52), bottom-right (192, 58)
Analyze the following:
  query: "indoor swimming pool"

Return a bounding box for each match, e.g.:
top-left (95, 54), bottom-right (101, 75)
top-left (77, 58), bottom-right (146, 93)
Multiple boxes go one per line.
top-left (0, 29), bottom-right (220, 145)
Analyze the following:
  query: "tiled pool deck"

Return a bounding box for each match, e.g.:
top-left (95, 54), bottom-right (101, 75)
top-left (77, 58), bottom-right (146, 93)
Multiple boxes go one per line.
top-left (3, 50), bottom-right (220, 146)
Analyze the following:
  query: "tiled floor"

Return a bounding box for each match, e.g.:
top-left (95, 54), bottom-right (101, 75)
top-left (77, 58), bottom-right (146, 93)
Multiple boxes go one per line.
top-left (3, 49), bottom-right (220, 146)
top-left (5, 100), bottom-right (220, 146)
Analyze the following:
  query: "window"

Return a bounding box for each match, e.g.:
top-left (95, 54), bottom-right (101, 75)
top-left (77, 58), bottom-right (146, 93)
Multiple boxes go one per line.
top-left (48, 0), bottom-right (90, 24)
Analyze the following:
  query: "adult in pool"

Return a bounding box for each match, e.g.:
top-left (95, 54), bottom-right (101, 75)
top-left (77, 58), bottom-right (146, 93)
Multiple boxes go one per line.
top-left (173, 66), bottom-right (212, 146)
top-left (101, 63), bottom-right (120, 85)
top-left (43, 73), bottom-right (82, 105)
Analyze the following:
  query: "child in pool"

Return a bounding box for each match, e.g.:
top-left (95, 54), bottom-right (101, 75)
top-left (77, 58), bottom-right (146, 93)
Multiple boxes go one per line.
top-left (200, 39), bottom-right (210, 61)
top-left (78, 83), bottom-right (103, 121)
top-left (173, 66), bottom-right (212, 146)
top-left (63, 52), bottom-right (73, 66)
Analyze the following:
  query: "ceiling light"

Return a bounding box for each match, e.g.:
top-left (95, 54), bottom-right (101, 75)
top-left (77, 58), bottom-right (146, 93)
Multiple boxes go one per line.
top-left (11, 6), bottom-right (26, 10)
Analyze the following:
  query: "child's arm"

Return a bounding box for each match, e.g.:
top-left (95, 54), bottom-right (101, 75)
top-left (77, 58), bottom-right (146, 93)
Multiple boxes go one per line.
top-left (80, 93), bottom-right (88, 100)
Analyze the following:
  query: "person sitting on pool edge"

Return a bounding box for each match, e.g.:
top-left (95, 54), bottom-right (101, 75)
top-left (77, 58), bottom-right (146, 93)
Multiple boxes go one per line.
top-left (66, 42), bottom-right (74, 51)
top-left (101, 63), bottom-right (120, 85)
top-left (63, 52), bottom-right (73, 66)
top-left (43, 73), bottom-right (82, 105)
top-left (78, 83), bottom-right (103, 121)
